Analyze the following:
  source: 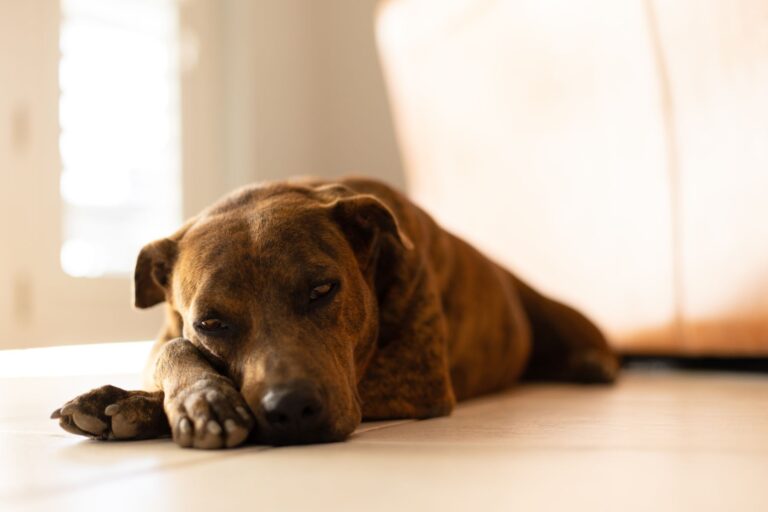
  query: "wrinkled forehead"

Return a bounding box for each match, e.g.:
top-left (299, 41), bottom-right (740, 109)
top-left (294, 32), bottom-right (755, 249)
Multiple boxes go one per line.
top-left (174, 206), bottom-right (346, 305)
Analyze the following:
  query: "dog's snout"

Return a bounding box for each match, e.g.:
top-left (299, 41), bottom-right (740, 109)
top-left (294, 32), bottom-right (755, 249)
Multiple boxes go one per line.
top-left (261, 381), bottom-right (326, 434)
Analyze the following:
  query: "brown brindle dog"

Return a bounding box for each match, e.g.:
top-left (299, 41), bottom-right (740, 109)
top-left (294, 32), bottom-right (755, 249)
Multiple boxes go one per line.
top-left (51, 177), bottom-right (619, 448)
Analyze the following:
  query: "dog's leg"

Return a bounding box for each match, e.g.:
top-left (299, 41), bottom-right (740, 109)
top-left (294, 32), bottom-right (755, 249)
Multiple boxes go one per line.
top-left (358, 289), bottom-right (456, 420)
top-left (51, 386), bottom-right (169, 440)
top-left (151, 338), bottom-right (255, 449)
top-left (358, 343), bottom-right (455, 420)
top-left (52, 307), bottom-right (178, 441)
top-left (512, 275), bottom-right (620, 383)
top-left (51, 341), bottom-right (255, 448)
top-left (52, 313), bottom-right (253, 448)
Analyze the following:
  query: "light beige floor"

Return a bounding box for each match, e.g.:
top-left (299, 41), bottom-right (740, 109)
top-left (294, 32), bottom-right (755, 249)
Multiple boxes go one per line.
top-left (1, 343), bottom-right (767, 512)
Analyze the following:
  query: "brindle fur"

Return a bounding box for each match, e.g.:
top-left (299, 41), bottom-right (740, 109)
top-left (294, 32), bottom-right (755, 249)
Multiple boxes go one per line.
top-left (52, 177), bottom-right (618, 448)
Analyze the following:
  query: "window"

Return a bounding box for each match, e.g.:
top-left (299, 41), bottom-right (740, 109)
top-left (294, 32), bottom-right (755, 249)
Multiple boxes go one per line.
top-left (59, 0), bottom-right (181, 277)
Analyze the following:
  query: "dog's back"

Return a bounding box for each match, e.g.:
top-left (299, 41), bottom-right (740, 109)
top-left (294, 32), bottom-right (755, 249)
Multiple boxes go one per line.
top-left (338, 177), bottom-right (618, 400)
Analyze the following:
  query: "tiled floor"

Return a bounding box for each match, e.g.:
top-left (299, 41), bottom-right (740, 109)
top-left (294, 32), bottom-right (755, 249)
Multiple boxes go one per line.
top-left (1, 343), bottom-right (767, 511)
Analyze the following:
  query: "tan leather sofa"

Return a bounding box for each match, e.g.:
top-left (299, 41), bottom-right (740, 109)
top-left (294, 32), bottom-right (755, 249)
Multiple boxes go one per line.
top-left (376, 0), bottom-right (768, 355)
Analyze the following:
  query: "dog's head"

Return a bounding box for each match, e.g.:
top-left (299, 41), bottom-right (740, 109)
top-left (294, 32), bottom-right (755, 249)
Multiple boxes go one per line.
top-left (133, 182), bottom-right (412, 444)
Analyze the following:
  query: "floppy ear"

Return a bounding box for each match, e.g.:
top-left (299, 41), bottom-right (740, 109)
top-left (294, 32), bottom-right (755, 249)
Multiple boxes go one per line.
top-left (330, 194), bottom-right (414, 265)
top-left (133, 238), bottom-right (178, 309)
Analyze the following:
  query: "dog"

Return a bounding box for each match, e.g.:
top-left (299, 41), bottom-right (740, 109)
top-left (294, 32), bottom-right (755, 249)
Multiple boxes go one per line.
top-left (51, 177), bottom-right (618, 448)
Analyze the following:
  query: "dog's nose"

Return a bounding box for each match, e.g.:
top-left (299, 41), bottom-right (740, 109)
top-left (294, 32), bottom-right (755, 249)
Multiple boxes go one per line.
top-left (261, 381), bottom-right (325, 432)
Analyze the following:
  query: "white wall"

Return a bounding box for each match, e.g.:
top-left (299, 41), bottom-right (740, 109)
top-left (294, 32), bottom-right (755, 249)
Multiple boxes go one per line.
top-left (181, 0), bottom-right (405, 218)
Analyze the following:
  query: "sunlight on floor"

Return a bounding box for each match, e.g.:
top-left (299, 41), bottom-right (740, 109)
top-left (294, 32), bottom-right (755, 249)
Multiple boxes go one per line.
top-left (1, 342), bottom-right (767, 511)
top-left (0, 341), bottom-right (152, 378)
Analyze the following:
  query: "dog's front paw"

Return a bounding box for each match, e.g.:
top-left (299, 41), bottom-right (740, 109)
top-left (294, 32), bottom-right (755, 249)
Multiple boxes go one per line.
top-left (166, 378), bottom-right (255, 449)
top-left (51, 385), bottom-right (168, 440)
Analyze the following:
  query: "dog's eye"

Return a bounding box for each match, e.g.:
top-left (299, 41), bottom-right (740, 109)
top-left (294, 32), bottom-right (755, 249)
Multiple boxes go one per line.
top-left (309, 282), bottom-right (335, 301)
top-left (195, 319), bottom-right (228, 333)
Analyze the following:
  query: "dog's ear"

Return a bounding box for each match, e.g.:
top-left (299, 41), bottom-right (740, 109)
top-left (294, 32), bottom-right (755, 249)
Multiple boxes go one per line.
top-left (330, 194), bottom-right (414, 263)
top-left (133, 238), bottom-right (178, 309)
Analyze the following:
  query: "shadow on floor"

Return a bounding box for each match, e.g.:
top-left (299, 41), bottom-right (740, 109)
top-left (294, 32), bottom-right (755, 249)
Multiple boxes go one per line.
top-left (623, 356), bottom-right (768, 374)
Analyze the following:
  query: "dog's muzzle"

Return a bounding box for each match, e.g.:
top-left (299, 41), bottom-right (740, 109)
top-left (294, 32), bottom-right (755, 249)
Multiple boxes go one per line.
top-left (258, 380), bottom-right (331, 445)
